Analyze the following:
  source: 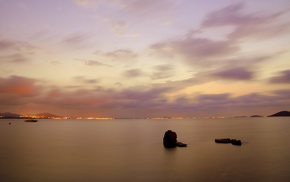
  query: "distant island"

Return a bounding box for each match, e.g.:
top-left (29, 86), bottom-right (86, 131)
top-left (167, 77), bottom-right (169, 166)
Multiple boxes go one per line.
top-left (268, 111), bottom-right (290, 117)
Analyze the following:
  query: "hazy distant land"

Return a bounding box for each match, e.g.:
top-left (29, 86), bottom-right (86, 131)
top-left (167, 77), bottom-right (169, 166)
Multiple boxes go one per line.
top-left (1, 111), bottom-right (290, 119)
top-left (268, 111), bottom-right (290, 117)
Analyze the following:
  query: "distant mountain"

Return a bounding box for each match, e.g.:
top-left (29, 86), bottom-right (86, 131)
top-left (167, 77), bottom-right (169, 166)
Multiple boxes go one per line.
top-left (0, 111), bottom-right (61, 118)
top-left (0, 112), bottom-right (21, 118)
top-left (34, 113), bottom-right (61, 118)
top-left (268, 111), bottom-right (290, 117)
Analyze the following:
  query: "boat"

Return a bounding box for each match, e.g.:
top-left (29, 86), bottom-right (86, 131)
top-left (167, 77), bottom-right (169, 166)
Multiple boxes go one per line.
top-left (24, 119), bottom-right (38, 122)
top-left (215, 138), bottom-right (242, 145)
top-left (215, 138), bottom-right (232, 144)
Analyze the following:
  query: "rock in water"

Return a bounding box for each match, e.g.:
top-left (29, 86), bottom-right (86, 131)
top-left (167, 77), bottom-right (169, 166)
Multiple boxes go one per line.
top-left (163, 130), bottom-right (187, 148)
top-left (163, 130), bottom-right (177, 148)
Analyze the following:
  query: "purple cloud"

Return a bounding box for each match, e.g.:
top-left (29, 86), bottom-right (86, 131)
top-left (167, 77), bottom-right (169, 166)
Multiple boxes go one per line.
top-left (269, 70), bottom-right (290, 84)
top-left (212, 67), bottom-right (254, 80)
top-left (150, 3), bottom-right (289, 68)
top-left (172, 91), bottom-right (290, 117)
top-left (0, 40), bottom-right (15, 51)
top-left (202, 3), bottom-right (252, 27)
top-left (197, 93), bottom-right (230, 103)
top-left (0, 75), bottom-right (289, 117)
top-left (202, 3), bottom-right (290, 40)
top-left (151, 37), bottom-right (239, 65)
top-left (0, 39), bottom-right (38, 63)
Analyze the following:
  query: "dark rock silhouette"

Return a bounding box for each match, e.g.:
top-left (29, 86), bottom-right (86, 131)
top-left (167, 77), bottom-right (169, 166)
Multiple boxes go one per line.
top-left (268, 111), bottom-right (290, 117)
top-left (163, 130), bottom-right (177, 148)
top-left (215, 138), bottom-right (242, 146)
top-left (163, 130), bottom-right (187, 148)
top-left (231, 139), bottom-right (242, 146)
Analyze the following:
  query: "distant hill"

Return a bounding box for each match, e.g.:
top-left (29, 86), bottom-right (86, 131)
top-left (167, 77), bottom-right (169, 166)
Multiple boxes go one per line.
top-left (32, 112), bottom-right (61, 118)
top-left (0, 112), bottom-right (21, 118)
top-left (268, 111), bottom-right (290, 117)
top-left (0, 111), bottom-right (61, 118)
top-left (250, 115), bottom-right (263, 117)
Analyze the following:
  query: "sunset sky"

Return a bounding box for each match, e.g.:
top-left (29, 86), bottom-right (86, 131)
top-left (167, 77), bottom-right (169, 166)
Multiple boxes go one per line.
top-left (0, 0), bottom-right (289, 118)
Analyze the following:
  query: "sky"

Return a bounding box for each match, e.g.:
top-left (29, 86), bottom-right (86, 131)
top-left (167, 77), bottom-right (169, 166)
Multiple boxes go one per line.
top-left (0, 0), bottom-right (290, 118)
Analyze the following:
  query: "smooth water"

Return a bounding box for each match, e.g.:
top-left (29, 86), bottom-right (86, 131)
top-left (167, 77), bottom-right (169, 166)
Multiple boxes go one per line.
top-left (1, 118), bottom-right (290, 182)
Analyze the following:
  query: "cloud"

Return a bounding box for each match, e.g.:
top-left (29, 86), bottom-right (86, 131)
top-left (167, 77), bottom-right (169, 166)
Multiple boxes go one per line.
top-left (94, 49), bottom-right (138, 62)
top-left (85, 60), bottom-right (108, 66)
top-left (113, 87), bottom-right (171, 111)
top-left (0, 75), bottom-right (40, 97)
top-left (39, 87), bottom-right (290, 117)
top-left (0, 40), bottom-right (15, 50)
top-left (106, 49), bottom-right (137, 59)
top-left (151, 37), bottom-right (239, 65)
top-left (77, 0), bottom-right (176, 37)
top-left (123, 68), bottom-right (144, 78)
top-left (150, 3), bottom-right (289, 68)
top-left (40, 88), bottom-right (109, 110)
top-left (151, 64), bottom-right (174, 80)
top-left (100, 17), bottom-right (139, 37)
top-left (269, 70), bottom-right (290, 84)
top-left (212, 67), bottom-right (254, 80)
top-left (169, 90), bottom-right (290, 117)
top-left (121, 0), bottom-right (178, 23)
top-left (76, 59), bottom-right (110, 67)
top-left (74, 76), bottom-right (99, 84)
top-left (0, 39), bottom-right (39, 64)
top-left (154, 64), bottom-right (173, 71)
top-left (196, 93), bottom-right (230, 103)
top-left (36, 86), bottom-right (168, 115)
top-left (202, 3), bottom-right (290, 40)
top-left (0, 39), bottom-right (38, 53)
top-left (150, 73), bottom-right (211, 93)
top-left (0, 76), bottom-right (42, 108)
top-left (202, 3), bottom-right (249, 27)
top-left (271, 89), bottom-right (290, 105)
top-left (1, 75), bottom-right (289, 117)
top-left (60, 32), bottom-right (93, 49)
top-left (0, 39), bottom-right (35, 52)
top-left (0, 53), bottom-right (29, 63)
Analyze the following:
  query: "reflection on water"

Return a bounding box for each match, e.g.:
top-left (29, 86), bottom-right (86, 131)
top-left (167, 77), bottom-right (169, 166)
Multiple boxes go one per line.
top-left (1, 118), bottom-right (290, 181)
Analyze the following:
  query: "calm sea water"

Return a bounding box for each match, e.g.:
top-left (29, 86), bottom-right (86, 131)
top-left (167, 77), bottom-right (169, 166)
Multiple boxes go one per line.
top-left (1, 117), bottom-right (290, 182)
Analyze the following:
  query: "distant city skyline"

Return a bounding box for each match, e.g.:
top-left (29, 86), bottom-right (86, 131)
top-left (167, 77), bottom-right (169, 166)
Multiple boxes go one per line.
top-left (0, 0), bottom-right (290, 118)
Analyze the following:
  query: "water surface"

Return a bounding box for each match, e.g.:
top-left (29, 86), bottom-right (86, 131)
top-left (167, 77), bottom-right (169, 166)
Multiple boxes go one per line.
top-left (1, 118), bottom-right (290, 181)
